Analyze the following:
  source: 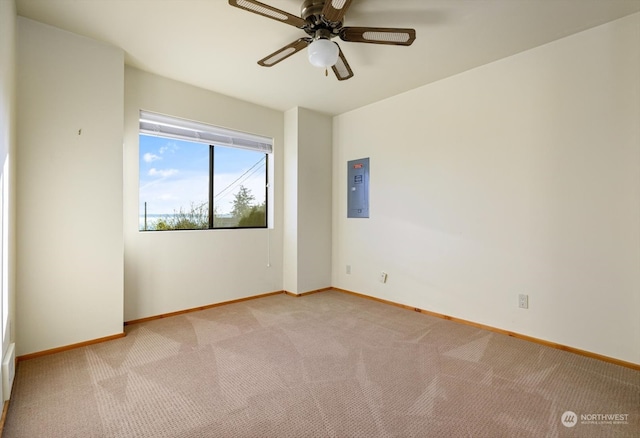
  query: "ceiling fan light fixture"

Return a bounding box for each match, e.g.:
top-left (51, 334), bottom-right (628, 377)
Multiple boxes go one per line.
top-left (308, 38), bottom-right (339, 68)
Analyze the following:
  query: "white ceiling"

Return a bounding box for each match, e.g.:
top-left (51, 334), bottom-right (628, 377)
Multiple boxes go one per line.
top-left (15, 0), bottom-right (640, 116)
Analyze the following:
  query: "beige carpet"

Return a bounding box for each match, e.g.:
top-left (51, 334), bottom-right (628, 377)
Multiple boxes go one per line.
top-left (3, 291), bottom-right (639, 437)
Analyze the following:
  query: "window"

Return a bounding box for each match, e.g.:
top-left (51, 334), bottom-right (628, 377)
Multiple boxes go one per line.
top-left (139, 111), bottom-right (271, 231)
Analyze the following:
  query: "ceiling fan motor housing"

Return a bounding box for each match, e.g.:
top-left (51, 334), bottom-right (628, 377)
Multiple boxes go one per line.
top-left (301, 0), bottom-right (325, 22)
top-left (301, 0), bottom-right (342, 38)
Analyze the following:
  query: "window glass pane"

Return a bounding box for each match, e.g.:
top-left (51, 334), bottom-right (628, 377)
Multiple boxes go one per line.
top-left (213, 146), bottom-right (267, 228)
top-left (139, 134), bottom-right (209, 230)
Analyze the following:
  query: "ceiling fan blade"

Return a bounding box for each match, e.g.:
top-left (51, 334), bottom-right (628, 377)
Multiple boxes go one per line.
top-left (229, 0), bottom-right (306, 28)
top-left (258, 38), bottom-right (309, 67)
top-left (321, 0), bottom-right (354, 23)
top-left (332, 45), bottom-right (354, 81)
top-left (340, 27), bottom-right (416, 46)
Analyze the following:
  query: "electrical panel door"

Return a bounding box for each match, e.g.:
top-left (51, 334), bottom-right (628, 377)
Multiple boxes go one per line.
top-left (347, 158), bottom-right (369, 218)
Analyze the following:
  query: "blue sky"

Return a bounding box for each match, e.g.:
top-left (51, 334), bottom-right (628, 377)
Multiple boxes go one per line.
top-left (139, 135), bottom-right (266, 217)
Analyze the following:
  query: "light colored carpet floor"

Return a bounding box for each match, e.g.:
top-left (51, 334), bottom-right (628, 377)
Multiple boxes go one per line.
top-left (3, 290), bottom-right (639, 437)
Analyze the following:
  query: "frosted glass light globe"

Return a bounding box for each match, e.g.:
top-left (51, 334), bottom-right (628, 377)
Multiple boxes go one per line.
top-left (308, 39), bottom-right (339, 68)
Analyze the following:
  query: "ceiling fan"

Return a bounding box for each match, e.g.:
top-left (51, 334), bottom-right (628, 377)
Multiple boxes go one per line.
top-left (228, 0), bottom-right (416, 81)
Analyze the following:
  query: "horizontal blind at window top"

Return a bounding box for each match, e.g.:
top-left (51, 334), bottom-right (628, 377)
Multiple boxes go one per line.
top-left (139, 111), bottom-right (273, 153)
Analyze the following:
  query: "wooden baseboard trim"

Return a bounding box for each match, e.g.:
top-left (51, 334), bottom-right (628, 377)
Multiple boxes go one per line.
top-left (15, 291), bottom-right (287, 363)
top-left (15, 288), bottom-right (636, 370)
top-left (125, 290), bottom-right (286, 325)
top-left (331, 287), bottom-right (640, 371)
top-left (0, 400), bottom-right (9, 436)
top-left (17, 333), bottom-right (126, 362)
top-left (284, 287), bottom-right (332, 298)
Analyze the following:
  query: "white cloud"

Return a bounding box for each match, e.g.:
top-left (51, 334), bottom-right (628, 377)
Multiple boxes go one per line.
top-left (143, 153), bottom-right (161, 163)
top-left (148, 168), bottom-right (178, 178)
top-left (159, 142), bottom-right (179, 155)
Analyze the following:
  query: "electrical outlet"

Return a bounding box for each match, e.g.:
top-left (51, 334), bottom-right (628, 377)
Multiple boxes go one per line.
top-left (380, 272), bottom-right (388, 283)
top-left (518, 294), bottom-right (529, 309)
top-left (346, 265), bottom-right (351, 274)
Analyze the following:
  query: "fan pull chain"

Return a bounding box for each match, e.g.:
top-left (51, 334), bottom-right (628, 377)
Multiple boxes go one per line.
top-left (325, 68), bottom-right (328, 77)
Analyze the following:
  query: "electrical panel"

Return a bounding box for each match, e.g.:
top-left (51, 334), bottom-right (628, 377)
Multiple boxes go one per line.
top-left (347, 158), bottom-right (369, 218)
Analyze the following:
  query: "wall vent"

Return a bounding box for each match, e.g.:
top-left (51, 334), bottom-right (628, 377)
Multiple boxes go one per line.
top-left (2, 342), bottom-right (15, 401)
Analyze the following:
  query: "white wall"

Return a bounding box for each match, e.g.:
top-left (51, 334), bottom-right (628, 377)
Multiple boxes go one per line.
top-left (124, 68), bottom-right (284, 321)
top-left (332, 13), bottom-right (640, 364)
top-left (297, 108), bottom-right (332, 293)
top-left (16, 18), bottom-right (124, 355)
top-left (282, 108), bottom-right (332, 294)
top-left (283, 108), bottom-right (299, 293)
top-left (0, 0), bottom-right (17, 399)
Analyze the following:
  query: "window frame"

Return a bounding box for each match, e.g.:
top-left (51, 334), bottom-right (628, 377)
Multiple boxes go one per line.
top-left (139, 111), bottom-right (272, 232)
top-left (207, 144), bottom-right (269, 230)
